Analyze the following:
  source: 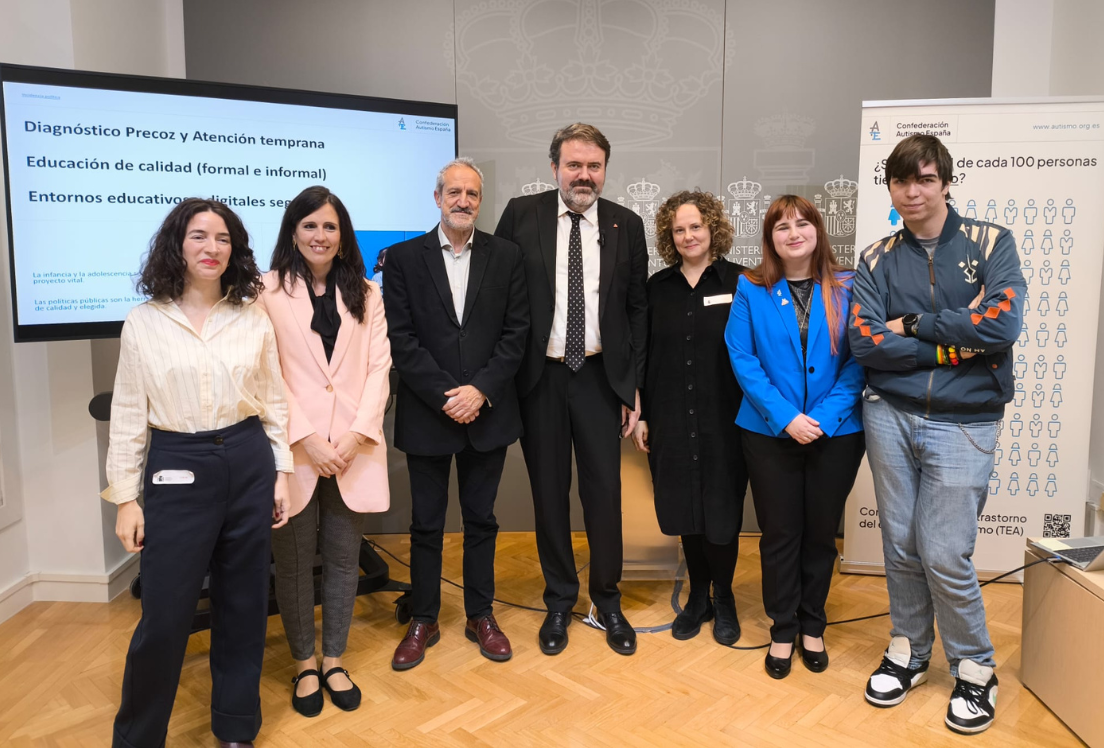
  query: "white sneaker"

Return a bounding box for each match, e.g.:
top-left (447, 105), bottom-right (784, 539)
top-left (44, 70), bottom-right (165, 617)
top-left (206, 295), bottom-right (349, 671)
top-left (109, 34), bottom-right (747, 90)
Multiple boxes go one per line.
top-left (865, 636), bottom-right (930, 707)
top-left (946, 659), bottom-right (998, 734)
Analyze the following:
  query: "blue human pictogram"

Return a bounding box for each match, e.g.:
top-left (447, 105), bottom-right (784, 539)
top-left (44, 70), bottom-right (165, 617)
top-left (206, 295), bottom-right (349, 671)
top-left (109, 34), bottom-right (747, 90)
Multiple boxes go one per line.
top-left (1046, 473), bottom-right (1058, 497)
top-left (1062, 198), bottom-right (1075, 225)
top-left (1060, 230), bottom-right (1073, 255)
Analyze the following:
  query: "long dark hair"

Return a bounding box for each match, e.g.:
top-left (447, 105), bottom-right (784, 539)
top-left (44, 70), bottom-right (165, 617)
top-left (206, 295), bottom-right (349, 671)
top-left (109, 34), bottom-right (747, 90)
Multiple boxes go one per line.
top-left (136, 198), bottom-right (263, 304)
top-left (746, 194), bottom-right (851, 354)
top-left (269, 186), bottom-right (367, 322)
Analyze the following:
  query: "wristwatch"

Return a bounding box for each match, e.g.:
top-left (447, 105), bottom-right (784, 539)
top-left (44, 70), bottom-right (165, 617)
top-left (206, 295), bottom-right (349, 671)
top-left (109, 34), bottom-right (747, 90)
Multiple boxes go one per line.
top-left (902, 313), bottom-right (921, 338)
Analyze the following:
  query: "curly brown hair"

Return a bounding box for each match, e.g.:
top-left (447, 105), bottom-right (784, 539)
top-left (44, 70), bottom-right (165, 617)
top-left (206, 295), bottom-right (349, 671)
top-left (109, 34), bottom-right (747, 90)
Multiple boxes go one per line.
top-left (653, 190), bottom-right (734, 266)
top-left (136, 198), bottom-right (263, 304)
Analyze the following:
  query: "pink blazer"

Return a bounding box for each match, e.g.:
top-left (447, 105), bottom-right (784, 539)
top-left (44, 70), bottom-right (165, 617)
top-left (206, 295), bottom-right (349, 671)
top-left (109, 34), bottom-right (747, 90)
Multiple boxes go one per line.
top-left (259, 270), bottom-right (391, 516)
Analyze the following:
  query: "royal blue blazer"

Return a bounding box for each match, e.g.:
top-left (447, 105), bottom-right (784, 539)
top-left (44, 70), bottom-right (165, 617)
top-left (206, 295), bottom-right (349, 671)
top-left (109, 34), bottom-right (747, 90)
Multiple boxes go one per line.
top-left (724, 273), bottom-right (864, 439)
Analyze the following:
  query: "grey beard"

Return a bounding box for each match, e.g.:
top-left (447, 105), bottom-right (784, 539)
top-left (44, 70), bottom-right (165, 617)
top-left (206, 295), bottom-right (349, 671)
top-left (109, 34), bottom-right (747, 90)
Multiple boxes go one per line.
top-left (561, 185), bottom-right (599, 211)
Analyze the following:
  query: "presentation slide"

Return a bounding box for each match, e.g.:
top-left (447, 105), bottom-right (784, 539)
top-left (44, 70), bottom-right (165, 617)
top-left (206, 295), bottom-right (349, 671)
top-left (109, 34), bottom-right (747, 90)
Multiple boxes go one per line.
top-left (0, 67), bottom-right (456, 341)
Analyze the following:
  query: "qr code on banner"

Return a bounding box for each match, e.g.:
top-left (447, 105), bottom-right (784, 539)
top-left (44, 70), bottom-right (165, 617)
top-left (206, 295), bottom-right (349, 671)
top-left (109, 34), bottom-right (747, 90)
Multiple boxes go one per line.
top-left (1043, 513), bottom-right (1072, 538)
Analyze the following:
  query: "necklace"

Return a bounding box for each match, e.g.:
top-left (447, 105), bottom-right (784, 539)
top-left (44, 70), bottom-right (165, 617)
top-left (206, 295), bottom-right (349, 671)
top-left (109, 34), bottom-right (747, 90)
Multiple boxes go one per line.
top-left (789, 279), bottom-right (813, 333)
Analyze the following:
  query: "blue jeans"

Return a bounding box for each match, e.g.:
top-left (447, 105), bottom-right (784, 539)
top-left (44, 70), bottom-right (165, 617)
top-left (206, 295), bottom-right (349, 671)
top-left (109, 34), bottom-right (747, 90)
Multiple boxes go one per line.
top-left (862, 391), bottom-right (997, 676)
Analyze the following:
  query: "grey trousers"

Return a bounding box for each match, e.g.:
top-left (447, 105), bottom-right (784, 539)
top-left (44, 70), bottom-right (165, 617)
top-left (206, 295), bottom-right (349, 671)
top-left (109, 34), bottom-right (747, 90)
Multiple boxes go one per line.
top-left (272, 476), bottom-right (367, 661)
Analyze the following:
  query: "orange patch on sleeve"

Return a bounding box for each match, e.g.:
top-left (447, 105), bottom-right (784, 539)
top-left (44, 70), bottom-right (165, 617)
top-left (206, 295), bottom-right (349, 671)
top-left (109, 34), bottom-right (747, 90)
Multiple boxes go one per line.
top-left (971, 290), bottom-right (1015, 325)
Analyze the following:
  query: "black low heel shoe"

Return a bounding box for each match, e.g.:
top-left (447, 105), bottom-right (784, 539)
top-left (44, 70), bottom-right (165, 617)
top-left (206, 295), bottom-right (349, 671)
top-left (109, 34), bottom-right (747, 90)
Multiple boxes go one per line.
top-left (291, 669), bottom-right (323, 718)
top-left (764, 645), bottom-right (793, 680)
top-left (798, 639), bottom-right (829, 673)
top-left (322, 666), bottom-right (362, 711)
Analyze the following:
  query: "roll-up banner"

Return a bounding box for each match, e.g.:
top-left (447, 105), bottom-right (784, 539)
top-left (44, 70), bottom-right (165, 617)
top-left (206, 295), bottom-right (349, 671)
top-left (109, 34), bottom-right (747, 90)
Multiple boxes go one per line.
top-left (842, 98), bottom-right (1104, 578)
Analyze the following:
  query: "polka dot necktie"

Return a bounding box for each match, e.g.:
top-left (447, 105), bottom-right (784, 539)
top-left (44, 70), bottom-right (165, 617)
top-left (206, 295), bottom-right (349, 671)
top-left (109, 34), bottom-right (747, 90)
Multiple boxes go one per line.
top-left (565, 212), bottom-right (585, 372)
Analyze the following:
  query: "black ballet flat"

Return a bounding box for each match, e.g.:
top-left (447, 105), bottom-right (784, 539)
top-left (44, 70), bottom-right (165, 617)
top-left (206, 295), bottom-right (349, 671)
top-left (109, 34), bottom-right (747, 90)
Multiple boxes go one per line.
top-left (322, 666), bottom-right (362, 711)
top-left (291, 669), bottom-right (323, 717)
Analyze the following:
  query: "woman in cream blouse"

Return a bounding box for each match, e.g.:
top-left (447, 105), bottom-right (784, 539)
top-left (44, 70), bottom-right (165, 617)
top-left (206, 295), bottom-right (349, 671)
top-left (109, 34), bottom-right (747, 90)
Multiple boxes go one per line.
top-left (259, 186), bottom-right (391, 717)
top-left (104, 198), bottom-right (292, 748)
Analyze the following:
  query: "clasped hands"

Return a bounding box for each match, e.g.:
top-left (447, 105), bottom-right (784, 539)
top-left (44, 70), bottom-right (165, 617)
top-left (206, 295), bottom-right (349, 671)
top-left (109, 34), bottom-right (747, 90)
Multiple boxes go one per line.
top-left (301, 430), bottom-right (363, 478)
top-left (442, 384), bottom-right (485, 424)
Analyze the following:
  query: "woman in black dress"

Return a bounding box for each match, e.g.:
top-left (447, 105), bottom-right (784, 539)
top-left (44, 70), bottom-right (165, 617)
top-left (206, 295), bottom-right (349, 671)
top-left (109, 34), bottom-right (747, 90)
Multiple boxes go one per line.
top-left (632, 190), bottom-right (749, 645)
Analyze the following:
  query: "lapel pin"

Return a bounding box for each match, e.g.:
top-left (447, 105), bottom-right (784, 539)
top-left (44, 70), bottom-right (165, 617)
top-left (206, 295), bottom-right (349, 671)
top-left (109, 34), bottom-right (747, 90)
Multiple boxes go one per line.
top-left (613, 223), bottom-right (618, 228)
top-left (781, 298), bottom-right (789, 306)
top-left (776, 289), bottom-right (782, 296)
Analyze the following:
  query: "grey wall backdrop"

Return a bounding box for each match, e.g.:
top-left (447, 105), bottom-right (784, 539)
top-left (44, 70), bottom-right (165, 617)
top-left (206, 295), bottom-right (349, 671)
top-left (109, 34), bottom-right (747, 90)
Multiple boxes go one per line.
top-left (184, 0), bottom-right (994, 532)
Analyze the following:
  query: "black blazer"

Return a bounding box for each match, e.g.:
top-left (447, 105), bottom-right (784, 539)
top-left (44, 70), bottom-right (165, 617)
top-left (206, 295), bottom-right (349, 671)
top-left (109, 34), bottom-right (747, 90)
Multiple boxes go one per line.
top-left (494, 191), bottom-right (648, 407)
top-left (383, 226), bottom-right (529, 456)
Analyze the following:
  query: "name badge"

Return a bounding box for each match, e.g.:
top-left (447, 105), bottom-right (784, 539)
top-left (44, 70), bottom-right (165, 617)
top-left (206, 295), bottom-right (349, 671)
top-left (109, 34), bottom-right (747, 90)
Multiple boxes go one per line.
top-left (152, 469), bottom-right (195, 485)
top-left (703, 293), bottom-right (733, 307)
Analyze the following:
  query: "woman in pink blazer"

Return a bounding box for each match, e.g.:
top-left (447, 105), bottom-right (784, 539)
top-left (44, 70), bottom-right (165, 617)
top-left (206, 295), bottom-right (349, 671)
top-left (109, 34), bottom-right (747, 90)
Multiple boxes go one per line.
top-left (259, 186), bottom-right (391, 718)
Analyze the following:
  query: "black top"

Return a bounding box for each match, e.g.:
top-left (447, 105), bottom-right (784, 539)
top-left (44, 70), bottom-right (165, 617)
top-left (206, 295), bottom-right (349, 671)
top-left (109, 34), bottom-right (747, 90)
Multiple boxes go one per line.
top-left (307, 272), bottom-right (341, 362)
top-left (787, 278), bottom-right (814, 359)
top-left (641, 258), bottom-right (750, 544)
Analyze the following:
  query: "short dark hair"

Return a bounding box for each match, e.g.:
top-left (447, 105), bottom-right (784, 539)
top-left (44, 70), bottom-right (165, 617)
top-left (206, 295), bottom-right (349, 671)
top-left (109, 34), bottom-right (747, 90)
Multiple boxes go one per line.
top-left (885, 134), bottom-right (954, 195)
top-left (269, 186), bottom-right (369, 323)
top-left (137, 198), bottom-right (263, 304)
top-left (548, 123), bottom-right (611, 166)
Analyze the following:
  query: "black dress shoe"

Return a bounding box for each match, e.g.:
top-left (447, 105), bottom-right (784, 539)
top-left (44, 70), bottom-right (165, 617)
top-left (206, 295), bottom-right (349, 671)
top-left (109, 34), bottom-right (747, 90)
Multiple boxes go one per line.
top-left (596, 610), bottom-right (637, 655)
top-left (711, 593), bottom-right (741, 646)
top-left (321, 666), bottom-right (362, 711)
top-left (798, 638), bottom-right (829, 673)
top-left (672, 593), bottom-right (713, 640)
top-left (765, 643), bottom-right (793, 680)
top-left (539, 611), bottom-right (571, 655)
top-left (290, 669), bottom-right (323, 718)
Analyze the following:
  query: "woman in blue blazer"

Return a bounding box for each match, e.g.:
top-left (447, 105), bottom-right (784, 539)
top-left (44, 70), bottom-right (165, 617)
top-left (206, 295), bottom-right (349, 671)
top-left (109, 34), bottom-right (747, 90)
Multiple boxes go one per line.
top-left (724, 195), bottom-right (865, 680)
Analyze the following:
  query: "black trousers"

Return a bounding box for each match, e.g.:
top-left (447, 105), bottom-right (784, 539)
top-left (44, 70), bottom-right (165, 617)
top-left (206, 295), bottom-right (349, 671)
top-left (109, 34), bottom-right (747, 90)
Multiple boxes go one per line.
top-left (113, 417), bottom-right (274, 748)
top-left (406, 444), bottom-right (507, 621)
top-left (520, 355), bottom-right (624, 613)
top-left (741, 429), bottom-right (865, 643)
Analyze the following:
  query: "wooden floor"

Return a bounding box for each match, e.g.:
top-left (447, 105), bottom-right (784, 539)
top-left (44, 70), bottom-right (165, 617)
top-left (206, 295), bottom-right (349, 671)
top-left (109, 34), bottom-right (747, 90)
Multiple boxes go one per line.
top-left (0, 533), bottom-right (1083, 747)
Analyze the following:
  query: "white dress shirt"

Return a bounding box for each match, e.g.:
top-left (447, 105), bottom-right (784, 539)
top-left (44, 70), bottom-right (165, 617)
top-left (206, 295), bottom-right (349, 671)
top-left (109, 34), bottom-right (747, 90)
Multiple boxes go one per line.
top-left (438, 223), bottom-right (474, 324)
top-left (548, 193), bottom-right (602, 357)
top-left (102, 296), bottom-right (294, 505)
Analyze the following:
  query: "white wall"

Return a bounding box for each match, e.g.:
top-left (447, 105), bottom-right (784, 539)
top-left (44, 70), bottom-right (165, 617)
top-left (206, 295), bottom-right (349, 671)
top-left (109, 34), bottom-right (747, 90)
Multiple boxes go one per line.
top-left (0, 0), bottom-right (185, 621)
top-left (993, 0), bottom-right (1104, 527)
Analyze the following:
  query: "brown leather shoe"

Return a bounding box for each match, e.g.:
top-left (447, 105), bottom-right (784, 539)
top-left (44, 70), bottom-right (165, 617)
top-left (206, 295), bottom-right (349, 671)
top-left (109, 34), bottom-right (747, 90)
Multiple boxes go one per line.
top-left (465, 614), bottom-right (513, 661)
top-left (392, 621), bottom-right (440, 671)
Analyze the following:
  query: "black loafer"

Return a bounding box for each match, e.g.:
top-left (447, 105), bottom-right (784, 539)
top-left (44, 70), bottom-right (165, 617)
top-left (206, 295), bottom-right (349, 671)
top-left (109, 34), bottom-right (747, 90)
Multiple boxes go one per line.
top-left (291, 669), bottom-right (323, 717)
top-left (539, 611), bottom-right (571, 655)
top-left (798, 639), bottom-right (829, 673)
top-left (672, 593), bottom-right (713, 640)
top-left (321, 666), bottom-right (362, 711)
top-left (596, 610), bottom-right (637, 655)
top-left (765, 644), bottom-right (793, 680)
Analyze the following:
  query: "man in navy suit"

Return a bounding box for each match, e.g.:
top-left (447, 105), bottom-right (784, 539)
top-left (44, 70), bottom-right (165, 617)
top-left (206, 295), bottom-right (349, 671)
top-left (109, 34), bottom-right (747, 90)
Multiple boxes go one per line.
top-left (495, 123), bottom-right (648, 656)
top-left (384, 158), bottom-right (529, 669)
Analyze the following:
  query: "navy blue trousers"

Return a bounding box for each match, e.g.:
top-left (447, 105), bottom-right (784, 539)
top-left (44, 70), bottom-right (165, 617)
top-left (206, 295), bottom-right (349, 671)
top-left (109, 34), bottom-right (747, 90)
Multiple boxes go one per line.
top-left (113, 417), bottom-right (275, 748)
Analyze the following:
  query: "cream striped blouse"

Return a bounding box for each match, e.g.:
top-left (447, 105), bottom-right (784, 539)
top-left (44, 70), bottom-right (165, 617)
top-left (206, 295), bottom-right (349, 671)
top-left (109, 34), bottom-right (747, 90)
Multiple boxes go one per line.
top-left (101, 296), bottom-right (294, 505)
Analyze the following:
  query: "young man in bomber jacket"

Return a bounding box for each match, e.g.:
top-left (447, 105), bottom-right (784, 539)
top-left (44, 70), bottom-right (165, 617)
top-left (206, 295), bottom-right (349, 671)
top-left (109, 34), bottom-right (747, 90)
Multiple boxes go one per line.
top-left (849, 135), bottom-right (1026, 735)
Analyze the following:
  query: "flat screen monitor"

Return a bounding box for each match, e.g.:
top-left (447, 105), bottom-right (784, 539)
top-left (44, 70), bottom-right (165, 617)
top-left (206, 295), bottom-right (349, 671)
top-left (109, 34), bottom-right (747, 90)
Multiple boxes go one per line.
top-left (0, 64), bottom-right (457, 342)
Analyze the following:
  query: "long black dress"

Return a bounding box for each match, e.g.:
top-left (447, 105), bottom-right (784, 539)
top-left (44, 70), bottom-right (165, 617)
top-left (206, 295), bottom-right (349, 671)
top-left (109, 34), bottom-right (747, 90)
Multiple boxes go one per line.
top-left (641, 258), bottom-right (749, 545)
